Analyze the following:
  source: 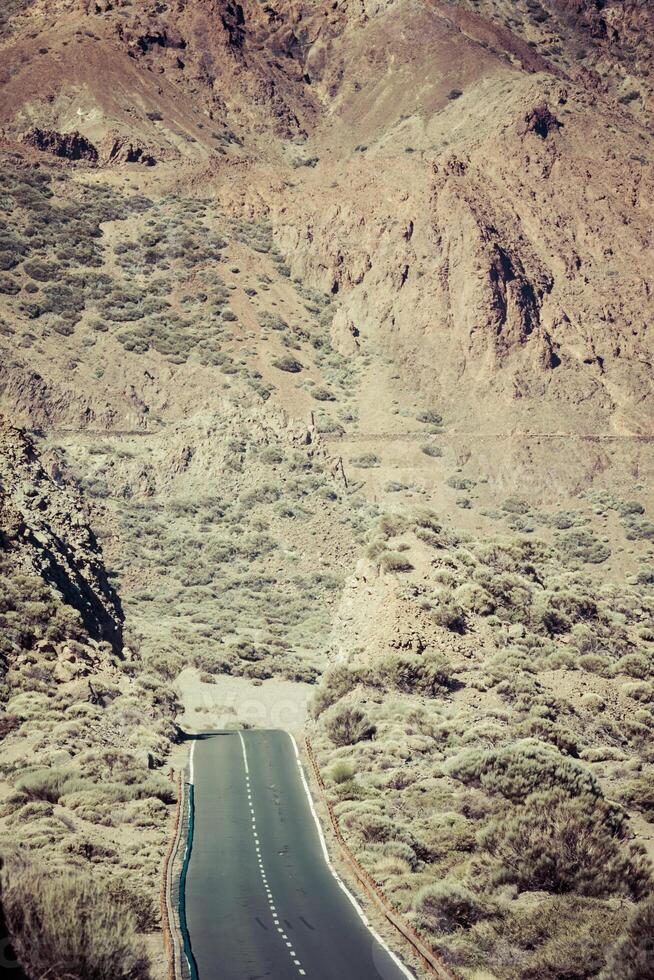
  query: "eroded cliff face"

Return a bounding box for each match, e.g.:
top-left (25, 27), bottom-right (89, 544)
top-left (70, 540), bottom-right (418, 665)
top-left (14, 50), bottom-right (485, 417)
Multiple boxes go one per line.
top-left (0, 419), bottom-right (123, 648)
top-left (272, 70), bottom-right (653, 444)
top-left (3, 0), bottom-right (653, 474)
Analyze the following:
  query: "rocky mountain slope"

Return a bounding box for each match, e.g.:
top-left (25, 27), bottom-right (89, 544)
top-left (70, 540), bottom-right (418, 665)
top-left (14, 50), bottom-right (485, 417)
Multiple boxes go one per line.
top-left (0, 0), bottom-right (652, 977)
top-left (0, 421), bottom-right (179, 977)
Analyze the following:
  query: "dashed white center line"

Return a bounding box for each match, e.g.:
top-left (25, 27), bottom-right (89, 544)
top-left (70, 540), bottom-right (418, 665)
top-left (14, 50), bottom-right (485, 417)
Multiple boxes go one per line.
top-left (239, 732), bottom-right (306, 976)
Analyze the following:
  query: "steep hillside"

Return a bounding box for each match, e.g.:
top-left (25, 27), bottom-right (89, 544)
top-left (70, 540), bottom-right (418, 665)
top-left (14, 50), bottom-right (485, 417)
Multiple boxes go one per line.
top-left (0, 0), bottom-right (652, 977)
top-left (311, 508), bottom-right (654, 977)
top-left (0, 418), bottom-right (122, 647)
top-left (0, 421), bottom-right (179, 977)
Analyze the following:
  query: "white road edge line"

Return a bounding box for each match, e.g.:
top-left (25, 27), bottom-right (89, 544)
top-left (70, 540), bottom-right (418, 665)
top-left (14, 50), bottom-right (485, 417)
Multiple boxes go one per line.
top-left (188, 739), bottom-right (196, 786)
top-left (287, 733), bottom-right (415, 980)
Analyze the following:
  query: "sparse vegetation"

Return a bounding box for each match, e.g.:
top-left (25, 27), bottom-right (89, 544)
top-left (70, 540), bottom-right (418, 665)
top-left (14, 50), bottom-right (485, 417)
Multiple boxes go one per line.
top-left (351, 453), bottom-right (381, 468)
top-left (273, 354), bottom-right (303, 373)
top-left (0, 14), bottom-right (652, 977)
top-left (310, 503), bottom-right (654, 976)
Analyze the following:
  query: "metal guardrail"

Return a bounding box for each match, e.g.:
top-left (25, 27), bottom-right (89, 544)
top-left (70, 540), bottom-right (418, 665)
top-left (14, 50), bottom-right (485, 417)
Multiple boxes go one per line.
top-left (161, 773), bottom-right (183, 980)
top-left (304, 738), bottom-right (458, 980)
top-left (162, 774), bottom-right (194, 980)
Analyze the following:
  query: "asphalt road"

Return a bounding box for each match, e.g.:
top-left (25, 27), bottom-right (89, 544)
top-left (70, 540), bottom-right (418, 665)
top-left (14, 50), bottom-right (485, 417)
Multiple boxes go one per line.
top-left (184, 730), bottom-right (414, 980)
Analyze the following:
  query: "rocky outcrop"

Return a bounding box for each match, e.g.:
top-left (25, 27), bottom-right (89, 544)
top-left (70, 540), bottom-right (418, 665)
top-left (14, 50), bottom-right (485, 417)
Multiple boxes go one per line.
top-left (104, 135), bottom-right (156, 166)
top-left (21, 128), bottom-right (98, 162)
top-left (516, 102), bottom-right (562, 139)
top-left (0, 419), bottom-right (123, 650)
top-left (330, 308), bottom-right (360, 357)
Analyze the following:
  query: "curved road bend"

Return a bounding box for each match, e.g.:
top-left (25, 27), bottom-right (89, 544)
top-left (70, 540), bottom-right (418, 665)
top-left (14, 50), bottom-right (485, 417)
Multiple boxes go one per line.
top-left (184, 729), bottom-right (414, 980)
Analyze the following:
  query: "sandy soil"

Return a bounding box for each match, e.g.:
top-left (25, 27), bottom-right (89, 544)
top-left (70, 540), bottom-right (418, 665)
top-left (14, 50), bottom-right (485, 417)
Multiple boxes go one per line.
top-left (175, 667), bottom-right (313, 735)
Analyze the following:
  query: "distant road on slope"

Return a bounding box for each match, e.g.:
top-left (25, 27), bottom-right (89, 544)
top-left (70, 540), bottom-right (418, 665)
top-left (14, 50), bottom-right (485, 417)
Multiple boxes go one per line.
top-left (184, 730), bottom-right (414, 980)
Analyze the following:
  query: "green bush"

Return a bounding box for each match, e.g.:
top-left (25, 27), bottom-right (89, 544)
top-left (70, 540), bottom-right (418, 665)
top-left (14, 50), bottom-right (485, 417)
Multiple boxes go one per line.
top-left (559, 529), bottom-right (610, 564)
top-left (445, 739), bottom-right (600, 801)
top-left (16, 768), bottom-right (84, 803)
top-left (622, 514), bottom-right (654, 541)
top-left (366, 840), bottom-right (418, 870)
top-left (330, 761), bottom-right (357, 784)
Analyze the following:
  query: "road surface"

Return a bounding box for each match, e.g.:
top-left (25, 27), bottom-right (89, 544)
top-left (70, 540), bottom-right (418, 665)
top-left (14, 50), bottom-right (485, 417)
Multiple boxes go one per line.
top-left (183, 730), bottom-right (414, 980)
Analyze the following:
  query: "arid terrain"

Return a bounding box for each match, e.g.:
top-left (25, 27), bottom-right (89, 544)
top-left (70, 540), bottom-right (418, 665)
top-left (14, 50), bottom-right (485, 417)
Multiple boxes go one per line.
top-left (0, 0), bottom-right (652, 977)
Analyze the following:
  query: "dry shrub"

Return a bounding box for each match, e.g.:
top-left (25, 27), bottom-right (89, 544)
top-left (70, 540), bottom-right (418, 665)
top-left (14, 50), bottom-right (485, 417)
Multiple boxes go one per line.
top-left (479, 789), bottom-right (651, 899)
top-left (445, 739), bottom-right (600, 801)
top-left (380, 551), bottom-right (414, 573)
top-left (600, 896), bottom-right (654, 980)
top-left (311, 664), bottom-right (361, 717)
top-left (479, 895), bottom-right (627, 980)
top-left (623, 773), bottom-right (654, 816)
top-left (0, 853), bottom-right (150, 980)
top-left (432, 592), bottom-right (467, 633)
top-left (372, 652), bottom-right (453, 696)
top-left (414, 880), bottom-right (489, 934)
top-left (325, 705), bottom-right (376, 746)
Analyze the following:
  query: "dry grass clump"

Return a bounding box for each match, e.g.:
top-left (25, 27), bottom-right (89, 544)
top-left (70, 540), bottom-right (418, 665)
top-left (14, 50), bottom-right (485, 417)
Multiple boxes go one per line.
top-left (0, 853), bottom-right (150, 980)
